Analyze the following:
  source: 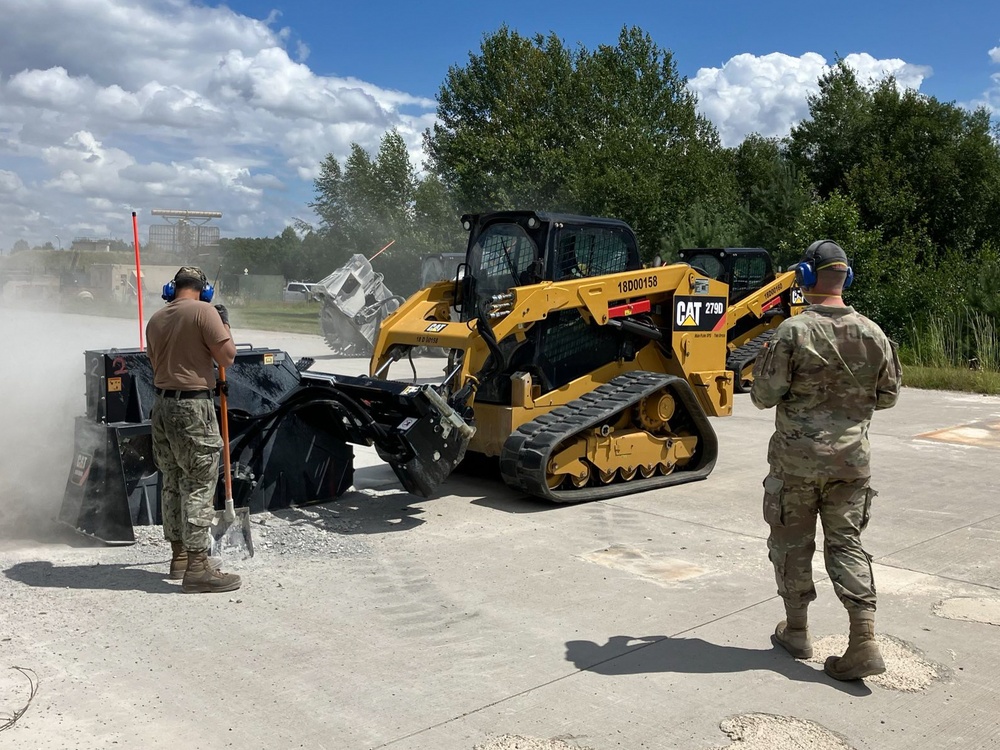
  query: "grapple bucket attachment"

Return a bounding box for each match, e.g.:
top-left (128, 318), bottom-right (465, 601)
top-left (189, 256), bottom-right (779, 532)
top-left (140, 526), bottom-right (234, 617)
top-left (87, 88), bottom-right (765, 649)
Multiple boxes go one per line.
top-left (313, 254), bottom-right (404, 355)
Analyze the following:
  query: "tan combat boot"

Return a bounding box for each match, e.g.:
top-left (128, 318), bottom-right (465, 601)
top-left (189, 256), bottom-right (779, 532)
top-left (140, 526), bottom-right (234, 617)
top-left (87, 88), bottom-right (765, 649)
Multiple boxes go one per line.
top-left (774, 604), bottom-right (812, 659)
top-left (181, 550), bottom-right (242, 594)
top-left (169, 541), bottom-right (188, 580)
top-left (824, 608), bottom-right (886, 680)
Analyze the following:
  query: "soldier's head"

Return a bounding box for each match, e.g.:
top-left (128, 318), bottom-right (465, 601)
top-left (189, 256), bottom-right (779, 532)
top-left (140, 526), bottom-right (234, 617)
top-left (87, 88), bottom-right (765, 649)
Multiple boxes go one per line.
top-left (161, 266), bottom-right (215, 302)
top-left (795, 240), bottom-right (853, 294)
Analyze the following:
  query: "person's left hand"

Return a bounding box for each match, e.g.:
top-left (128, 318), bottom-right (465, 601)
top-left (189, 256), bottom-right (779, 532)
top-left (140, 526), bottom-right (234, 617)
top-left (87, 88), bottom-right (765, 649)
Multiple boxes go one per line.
top-left (214, 304), bottom-right (230, 327)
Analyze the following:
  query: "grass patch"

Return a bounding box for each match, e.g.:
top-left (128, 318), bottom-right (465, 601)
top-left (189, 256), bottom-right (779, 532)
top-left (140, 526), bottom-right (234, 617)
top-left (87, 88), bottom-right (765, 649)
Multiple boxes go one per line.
top-left (902, 365), bottom-right (1000, 395)
top-left (229, 301), bottom-right (320, 335)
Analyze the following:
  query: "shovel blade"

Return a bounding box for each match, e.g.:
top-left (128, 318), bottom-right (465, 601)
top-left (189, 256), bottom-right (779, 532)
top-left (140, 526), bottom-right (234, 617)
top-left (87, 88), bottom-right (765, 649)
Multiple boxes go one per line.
top-left (210, 506), bottom-right (254, 559)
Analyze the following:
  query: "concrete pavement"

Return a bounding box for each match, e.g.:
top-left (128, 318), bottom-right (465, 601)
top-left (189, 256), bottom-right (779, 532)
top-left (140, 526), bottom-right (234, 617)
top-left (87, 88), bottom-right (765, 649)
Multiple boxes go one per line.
top-left (1, 310), bottom-right (998, 749)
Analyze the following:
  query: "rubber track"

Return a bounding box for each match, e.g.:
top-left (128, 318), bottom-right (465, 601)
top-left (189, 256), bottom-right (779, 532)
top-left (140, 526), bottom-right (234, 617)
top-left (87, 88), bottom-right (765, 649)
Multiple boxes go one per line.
top-left (499, 371), bottom-right (718, 503)
top-left (727, 329), bottom-right (775, 393)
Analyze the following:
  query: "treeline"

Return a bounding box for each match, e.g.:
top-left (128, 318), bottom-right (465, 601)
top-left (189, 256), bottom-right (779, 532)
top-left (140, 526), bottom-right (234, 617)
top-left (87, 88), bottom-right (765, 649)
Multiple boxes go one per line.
top-left (204, 26), bottom-right (1000, 362)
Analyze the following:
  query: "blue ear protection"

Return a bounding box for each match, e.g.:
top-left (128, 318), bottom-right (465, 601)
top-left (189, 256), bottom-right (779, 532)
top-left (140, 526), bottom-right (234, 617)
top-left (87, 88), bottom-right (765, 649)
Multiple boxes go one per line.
top-left (161, 272), bottom-right (215, 303)
top-left (794, 241), bottom-right (854, 290)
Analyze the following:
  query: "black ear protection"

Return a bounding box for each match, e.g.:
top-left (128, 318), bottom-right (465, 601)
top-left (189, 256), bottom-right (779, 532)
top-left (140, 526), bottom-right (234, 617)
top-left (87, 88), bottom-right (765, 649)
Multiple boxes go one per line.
top-left (795, 240), bottom-right (854, 290)
top-left (161, 269), bottom-right (215, 303)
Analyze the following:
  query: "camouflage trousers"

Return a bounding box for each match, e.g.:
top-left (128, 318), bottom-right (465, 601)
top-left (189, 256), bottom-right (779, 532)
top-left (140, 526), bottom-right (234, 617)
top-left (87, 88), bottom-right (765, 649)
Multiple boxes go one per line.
top-left (762, 472), bottom-right (877, 612)
top-left (151, 395), bottom-right (222, 553)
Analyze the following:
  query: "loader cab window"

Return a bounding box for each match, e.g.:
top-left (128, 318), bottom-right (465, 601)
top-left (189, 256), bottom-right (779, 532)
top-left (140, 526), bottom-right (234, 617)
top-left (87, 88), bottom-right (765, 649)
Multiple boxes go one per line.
top-left (684, 252), bottom-right (725, 281)
top-left (554, 226), bottom-right (637, 281)
top-left (729, 254), bottom-right (771, 303)
top-left (464, 223), bottom-right (538, 320)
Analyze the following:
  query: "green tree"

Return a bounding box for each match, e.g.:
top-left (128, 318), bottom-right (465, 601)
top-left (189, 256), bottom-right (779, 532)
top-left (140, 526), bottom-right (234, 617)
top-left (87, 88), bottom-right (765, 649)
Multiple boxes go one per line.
top-left (426, 27), bottom-right (576, 211)
top-left (310, 155), bottom-right (348, 241)
top-left (788, 61), bottom-right (1000, 260)
top-left (660, 201), bottom-right (740, 259)
top-left (425, 25), bottom-right (732, 256)
top-left (780, 191), bottom-right (967, 342)
top-left (731, 135), bottom-right (812, 255)
top-left (780, 192), bottom-right (889, 325)
top-left (312, 129), bottom-right (463, 296)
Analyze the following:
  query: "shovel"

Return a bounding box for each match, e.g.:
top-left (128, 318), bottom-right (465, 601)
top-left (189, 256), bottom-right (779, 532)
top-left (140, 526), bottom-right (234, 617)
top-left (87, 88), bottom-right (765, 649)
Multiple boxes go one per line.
top-left (210, 365), bottom-right (254, 558)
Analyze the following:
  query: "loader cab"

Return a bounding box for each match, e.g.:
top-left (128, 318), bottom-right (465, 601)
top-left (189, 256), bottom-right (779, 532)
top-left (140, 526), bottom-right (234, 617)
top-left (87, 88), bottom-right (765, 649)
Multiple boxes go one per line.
top-left (460, 211), bottom-right (644, 404)
top-left (678, 247), bottom-right (783, 343)
top-left (460, 214), bottom-right (544, 323)
top-left (678, 247), bottom-right (776, 306)
top-left (460, 211), bottom-right (642, 322)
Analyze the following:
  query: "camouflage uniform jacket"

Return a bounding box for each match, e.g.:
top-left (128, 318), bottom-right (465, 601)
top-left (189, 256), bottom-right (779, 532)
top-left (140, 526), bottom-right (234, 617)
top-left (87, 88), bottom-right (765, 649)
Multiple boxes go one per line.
top-left (750, 304), bottom-right (901, 479)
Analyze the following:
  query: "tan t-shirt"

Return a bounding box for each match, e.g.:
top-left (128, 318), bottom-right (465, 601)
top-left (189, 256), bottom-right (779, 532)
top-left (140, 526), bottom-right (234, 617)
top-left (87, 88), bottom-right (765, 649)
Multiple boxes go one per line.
top-left (145, 298), bottom-right (231, 390)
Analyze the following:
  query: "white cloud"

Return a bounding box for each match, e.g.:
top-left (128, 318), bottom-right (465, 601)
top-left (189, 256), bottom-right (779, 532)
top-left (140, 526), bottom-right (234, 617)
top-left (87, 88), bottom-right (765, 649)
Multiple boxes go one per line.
top-left (977, 45), bottom-right (1000, 116)
top-left (0, 170), bottom-right (24, 193)
top-left (0, 0), bottom-right (436, 251)
top-left (690, 52), bottom-right (932, 147)
top-left (964, 44), bottom-right (1000, 117)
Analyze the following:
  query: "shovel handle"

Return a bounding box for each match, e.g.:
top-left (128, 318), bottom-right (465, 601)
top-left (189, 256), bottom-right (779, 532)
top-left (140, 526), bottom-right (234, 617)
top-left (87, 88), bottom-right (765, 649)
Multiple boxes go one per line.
top-left (218, 366), bottom-right (234, 512)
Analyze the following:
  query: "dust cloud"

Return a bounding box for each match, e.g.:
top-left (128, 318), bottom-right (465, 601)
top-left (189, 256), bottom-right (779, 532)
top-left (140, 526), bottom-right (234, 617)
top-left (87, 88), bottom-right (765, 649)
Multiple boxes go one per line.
top-left (0, 305), bottom-right (139, 547)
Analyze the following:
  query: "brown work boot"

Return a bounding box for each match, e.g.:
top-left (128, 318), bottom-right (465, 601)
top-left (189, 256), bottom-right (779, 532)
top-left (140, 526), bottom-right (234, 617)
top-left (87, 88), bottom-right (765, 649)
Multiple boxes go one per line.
top-left (824, 608), bottom-right (886, 681)
top-left (181, 550), bottom-right (242, 594)
top-left (774, 604), bottom-right (812, 659)
top-left (169, 541), bottom-right (188, 580)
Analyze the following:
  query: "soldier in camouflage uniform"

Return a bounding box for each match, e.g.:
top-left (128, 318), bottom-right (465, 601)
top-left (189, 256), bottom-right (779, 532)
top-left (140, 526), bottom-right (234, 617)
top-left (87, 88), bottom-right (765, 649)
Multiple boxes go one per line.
top-left (750, 240), bottom-right (901, 680)
top-left (146, 267), bottom-right (242, 593)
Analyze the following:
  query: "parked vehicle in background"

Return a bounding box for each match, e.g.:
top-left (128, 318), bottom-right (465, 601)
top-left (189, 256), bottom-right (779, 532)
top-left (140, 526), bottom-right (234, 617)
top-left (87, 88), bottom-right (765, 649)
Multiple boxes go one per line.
top-left (282, 282), bottom-right (318, 303)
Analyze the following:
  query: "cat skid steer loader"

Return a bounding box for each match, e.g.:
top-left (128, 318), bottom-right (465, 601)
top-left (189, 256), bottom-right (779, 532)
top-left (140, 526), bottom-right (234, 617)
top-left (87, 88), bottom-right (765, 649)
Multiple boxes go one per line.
top-left (367, 210), bottom-right (803, 501)
top-left (61, 210), bottom-right (801, 544)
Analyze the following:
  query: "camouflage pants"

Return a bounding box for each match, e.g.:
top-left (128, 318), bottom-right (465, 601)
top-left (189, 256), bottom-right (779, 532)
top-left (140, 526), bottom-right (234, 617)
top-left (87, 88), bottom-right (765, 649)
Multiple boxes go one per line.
top-left (151, 395), bottom-right (222, 553)
top-left (763, 472), bottom-right (877, 612)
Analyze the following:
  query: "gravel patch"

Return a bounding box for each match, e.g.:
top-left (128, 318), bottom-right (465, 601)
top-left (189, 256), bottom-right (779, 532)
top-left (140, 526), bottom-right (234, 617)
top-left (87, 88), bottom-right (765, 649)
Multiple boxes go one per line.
top-left (808, 634), bottom-right (942, 692)
top-left (131, 503), bottom-right (373, 564)
top-left (715, 713), bottom-right (856, 749)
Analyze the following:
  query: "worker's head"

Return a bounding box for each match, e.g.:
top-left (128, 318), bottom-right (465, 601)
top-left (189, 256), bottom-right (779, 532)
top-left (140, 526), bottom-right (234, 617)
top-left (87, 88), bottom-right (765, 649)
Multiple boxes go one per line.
top-left (795, 240), bottom-right (853, 294)
top-left (161, 266), bottom-right (215, 303)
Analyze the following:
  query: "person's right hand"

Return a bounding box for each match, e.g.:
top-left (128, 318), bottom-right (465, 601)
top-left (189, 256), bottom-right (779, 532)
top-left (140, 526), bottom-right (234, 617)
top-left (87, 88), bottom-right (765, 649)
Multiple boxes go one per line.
top-left (214, 303), bottom-right (230, 327)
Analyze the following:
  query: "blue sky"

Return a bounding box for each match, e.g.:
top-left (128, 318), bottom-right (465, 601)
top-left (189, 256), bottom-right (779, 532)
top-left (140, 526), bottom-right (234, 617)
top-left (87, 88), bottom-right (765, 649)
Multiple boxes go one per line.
top-left (0, 0), bottom-right (997, 253)
top-left (222, 0), bottom-right (999, 105)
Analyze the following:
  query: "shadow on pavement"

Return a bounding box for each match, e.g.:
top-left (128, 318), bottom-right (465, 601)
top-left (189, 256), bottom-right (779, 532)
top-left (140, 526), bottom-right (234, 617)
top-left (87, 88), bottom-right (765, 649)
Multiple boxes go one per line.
top-left (0, 515), bottom-right (104, 551)
top-left (4, 560), bottom-right (177, 594)
top-left (470, 493), bottom-right (568, 515)
top-left (565, 635), bottom-right (871, 696)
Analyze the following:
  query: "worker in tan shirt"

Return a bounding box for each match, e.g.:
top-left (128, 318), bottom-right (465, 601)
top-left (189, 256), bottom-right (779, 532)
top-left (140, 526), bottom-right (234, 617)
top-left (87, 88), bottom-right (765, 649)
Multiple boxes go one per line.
top-left (145, 266), bottom-right (241, 593)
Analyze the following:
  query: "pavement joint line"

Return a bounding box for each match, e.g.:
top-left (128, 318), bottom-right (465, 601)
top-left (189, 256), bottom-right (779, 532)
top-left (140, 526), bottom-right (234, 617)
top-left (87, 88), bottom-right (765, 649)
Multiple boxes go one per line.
top-left (369, 597), bottom-right (779, 750)
top-left (877, 509), bottom-right (1000, 561)
top-left (873, 559), bottom-right (1000, 593)
top-left (601, 499), bottom-right (768, 541)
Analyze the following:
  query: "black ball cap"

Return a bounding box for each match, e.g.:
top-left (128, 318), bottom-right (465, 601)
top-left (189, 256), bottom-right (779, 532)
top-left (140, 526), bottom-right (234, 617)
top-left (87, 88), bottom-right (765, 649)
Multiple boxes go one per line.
top-left (804, 240), bottom-right (849, 271)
